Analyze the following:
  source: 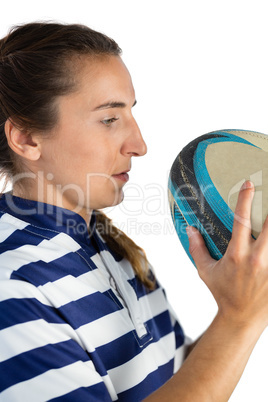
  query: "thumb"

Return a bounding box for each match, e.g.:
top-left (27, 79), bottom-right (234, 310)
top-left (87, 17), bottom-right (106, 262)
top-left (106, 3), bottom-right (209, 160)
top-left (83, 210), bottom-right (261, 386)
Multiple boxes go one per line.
top-left (186, 226), bottom-right (215, 278)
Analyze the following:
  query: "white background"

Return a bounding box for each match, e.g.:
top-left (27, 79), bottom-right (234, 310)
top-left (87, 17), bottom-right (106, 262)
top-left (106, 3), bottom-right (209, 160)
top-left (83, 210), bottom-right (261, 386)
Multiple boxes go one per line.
top-left (1, 1), bottom-right (268, 400)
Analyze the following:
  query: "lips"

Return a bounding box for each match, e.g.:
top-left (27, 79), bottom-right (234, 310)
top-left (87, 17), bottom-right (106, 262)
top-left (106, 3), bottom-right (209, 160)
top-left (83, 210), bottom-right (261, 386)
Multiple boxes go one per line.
top-left (113, 169), bottom-right (130, 175)
top-left (112, 170), bottom-right (130, 182)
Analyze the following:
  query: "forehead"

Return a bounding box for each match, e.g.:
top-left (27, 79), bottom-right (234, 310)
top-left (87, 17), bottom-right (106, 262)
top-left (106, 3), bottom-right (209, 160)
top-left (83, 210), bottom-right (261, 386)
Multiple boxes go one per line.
top-left (75, 55), bottom-right (135, 104)
top-left (53, 55), bottom-right (136, 123)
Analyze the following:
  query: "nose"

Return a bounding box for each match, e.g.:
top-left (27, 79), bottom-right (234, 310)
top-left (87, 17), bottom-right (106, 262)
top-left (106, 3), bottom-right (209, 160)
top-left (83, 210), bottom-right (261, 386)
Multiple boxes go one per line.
top-left (121, 117), bottom-right (147, 157)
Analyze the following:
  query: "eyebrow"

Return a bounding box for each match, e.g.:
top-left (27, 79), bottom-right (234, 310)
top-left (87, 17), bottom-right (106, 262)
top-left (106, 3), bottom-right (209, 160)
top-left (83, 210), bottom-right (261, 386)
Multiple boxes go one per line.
top-left (93, 99), bottom-right (137, 111)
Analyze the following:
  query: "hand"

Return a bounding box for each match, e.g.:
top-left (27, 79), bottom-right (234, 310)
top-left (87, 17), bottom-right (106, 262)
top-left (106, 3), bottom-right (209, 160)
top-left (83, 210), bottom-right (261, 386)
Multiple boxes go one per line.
top-left (187, 181), bottom-right (268, 333)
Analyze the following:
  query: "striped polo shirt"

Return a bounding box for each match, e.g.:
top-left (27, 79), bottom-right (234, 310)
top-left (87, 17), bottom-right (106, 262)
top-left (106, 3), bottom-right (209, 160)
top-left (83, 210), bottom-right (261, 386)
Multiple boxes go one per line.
top-left (0, 193), bottom-right (186, 401)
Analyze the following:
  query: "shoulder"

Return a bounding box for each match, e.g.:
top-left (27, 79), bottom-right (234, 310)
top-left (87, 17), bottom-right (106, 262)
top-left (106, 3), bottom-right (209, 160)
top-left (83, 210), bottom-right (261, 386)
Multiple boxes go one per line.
top-left (0, 211), bottom-right (82, 284)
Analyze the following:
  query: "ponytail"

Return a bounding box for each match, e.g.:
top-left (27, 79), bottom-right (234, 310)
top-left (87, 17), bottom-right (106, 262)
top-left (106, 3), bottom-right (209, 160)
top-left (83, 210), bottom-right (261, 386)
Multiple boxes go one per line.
top-left (96, 211), bottom-right (155, 290)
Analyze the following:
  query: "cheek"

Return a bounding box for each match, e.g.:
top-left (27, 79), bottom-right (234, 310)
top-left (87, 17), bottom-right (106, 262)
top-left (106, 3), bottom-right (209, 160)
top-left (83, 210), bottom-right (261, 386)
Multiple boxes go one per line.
top-left (42, 130), bottom-right (119, 184)
top-left (76, 142), bottom-right (118, 175)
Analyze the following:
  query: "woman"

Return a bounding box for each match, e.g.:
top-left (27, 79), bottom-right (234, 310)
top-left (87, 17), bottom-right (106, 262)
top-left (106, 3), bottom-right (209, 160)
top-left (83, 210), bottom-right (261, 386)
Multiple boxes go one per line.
top-left (0, 22), bottom-right (267, 401)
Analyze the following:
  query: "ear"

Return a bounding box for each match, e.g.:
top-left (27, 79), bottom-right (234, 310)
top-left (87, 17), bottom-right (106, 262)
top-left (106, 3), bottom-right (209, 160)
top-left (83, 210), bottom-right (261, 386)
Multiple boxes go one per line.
top-left (4, 119), bottom-right (41, 161)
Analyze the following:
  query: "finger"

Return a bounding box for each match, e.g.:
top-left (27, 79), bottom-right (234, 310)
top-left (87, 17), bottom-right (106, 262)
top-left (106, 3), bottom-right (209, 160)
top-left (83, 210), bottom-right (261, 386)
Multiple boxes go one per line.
top-left (252, 214), bottom-right (268, 256)
top-left (231, 180), bottom-right (255, 247)
top-left (186, 226), bottom-right (216, 278)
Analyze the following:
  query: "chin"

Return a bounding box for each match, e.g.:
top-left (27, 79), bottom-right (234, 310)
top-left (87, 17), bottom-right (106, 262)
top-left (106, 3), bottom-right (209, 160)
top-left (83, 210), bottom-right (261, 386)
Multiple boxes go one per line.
top-left (95, 190), bottom-right (124, 210)
top-left (110, 190), bottom-right (124, 207)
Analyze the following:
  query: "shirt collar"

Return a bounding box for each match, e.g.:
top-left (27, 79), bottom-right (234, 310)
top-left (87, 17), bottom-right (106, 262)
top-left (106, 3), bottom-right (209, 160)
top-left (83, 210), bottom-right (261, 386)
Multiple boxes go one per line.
top-left (0, 193), bottom-right (96, 246)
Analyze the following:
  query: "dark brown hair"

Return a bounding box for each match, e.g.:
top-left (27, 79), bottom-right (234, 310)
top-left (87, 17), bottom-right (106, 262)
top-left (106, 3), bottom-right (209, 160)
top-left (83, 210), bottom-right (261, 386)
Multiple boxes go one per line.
top-left (0, 22), bottom-right (154, 289)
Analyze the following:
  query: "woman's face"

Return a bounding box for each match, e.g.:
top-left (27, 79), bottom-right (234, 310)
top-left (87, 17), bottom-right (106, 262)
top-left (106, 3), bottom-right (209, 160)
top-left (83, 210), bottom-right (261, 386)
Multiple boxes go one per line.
top-left (35, 55), bottom-right (147, 219)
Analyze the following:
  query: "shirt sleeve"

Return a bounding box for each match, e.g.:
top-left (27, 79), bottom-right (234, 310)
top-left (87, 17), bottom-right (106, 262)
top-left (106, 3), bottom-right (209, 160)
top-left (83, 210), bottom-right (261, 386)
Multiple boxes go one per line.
top-left (0, 279), bottom-right (115, 401)
top-left (163, 294), bottom-right (192, 373)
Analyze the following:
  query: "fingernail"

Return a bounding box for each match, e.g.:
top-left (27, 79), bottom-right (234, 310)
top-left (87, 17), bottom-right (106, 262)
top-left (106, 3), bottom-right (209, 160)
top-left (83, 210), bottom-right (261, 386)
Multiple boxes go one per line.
top-left (186, 226), bottom-right (197, 238)
top-left (241, 180), bottom-right (254, 190)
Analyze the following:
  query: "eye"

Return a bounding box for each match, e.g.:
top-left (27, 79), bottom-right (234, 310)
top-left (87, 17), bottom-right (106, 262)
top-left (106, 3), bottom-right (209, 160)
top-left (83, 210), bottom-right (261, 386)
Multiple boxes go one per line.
top-left (101, 117), bottom-right (119, 127)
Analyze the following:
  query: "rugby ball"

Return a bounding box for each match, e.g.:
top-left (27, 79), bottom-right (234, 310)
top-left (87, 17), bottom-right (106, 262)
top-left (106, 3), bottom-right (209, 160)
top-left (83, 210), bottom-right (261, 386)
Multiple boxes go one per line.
top-left (168, 129), bottom-right (268, 264)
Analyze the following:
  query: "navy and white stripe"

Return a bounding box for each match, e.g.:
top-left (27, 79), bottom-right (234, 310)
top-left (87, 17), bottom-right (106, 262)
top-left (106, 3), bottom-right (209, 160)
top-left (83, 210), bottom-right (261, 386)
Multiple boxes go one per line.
top-left (0, 194), bottom-right (186, 401)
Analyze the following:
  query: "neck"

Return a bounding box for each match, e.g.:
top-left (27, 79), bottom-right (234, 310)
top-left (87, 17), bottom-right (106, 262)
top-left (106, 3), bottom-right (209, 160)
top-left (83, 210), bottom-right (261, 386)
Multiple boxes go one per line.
top-left (12, 184), bottom-right (92, 227)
